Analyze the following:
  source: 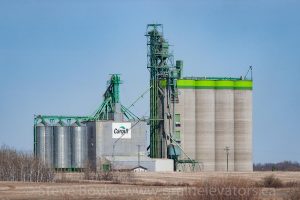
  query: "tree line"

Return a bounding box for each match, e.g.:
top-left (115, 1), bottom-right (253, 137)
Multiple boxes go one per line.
top-left (0, 145), bottom-right (54, 182)
top-left (254, 161), bottom-right (300, 171)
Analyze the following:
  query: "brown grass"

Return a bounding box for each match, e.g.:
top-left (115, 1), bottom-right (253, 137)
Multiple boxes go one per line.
top-left (286, 187), bottom-right (300, 200)
top-left (83, 169), bottom-right (135, 184)
top-left (261, 175), bottom-right (283, 188)
top-left (285, 181), bottom-right (300, 188)
top-left (184, 177), bottom-right (260, 200)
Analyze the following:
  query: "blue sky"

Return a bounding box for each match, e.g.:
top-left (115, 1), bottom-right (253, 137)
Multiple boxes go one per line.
top-left (0, 0), bottom-right (299, 163)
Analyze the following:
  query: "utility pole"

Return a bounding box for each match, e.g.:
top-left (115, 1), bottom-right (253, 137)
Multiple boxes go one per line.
top-left (224, 146), bottom-right (230, 172)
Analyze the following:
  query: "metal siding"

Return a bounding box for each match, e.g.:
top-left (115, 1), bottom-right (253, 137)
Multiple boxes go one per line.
top-left (36, 123), bottom-right (53, 168)
top-left (71, 123), bottom-right (88, 168)
top-left (96, 121), bottom-right (105, 159)
top-left (107, 156), bottom-right (173, 172)
top-left (95, 121), bottom-right (147, 157)
top-left (87, 121), bottom-right (97, 169)
top-left (53, 124), bottom-right (71, 168)
top-left (154, 159), bottom-right (174, 172)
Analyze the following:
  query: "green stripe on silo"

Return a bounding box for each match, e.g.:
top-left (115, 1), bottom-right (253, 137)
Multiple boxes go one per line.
top-left (195, 80), bottom-right (215, 89)
top-left (214, 80), bottom-right (234, 89)
top-left (177, 79), bottom-right (195, 89)
top-left (234, 80), bottom-right (253, 90)
top-left (162, 79), bottom-right (253, 90)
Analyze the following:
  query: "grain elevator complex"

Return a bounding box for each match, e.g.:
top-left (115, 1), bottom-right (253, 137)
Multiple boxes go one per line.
top-left (34, 24), bottom-right (253, 172)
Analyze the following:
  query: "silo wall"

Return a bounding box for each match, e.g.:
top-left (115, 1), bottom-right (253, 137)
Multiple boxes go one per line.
top-left (234, 81), bottom-right (253, 171)
top-left (36, 123), bottom-right (53, 168)
top-left (177, 80), bottom-right (196, 160)
top-left (71, 123), bottom-right (88, 169)
top-left (53, 123), bottom-right (71, 169)
top-left (215, 81), bottom-right (235, 171)
top-left (195, 80), bottom-right (215, 171)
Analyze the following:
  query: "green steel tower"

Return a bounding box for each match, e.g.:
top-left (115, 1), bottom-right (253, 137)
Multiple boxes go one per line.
top-left (146, 24), bottom-right (181, 158)
top-left (93, 74), bottom-right (138, 121)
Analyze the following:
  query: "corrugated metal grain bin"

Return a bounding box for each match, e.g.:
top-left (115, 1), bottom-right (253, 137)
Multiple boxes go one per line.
top-left (71, 122), bottom-right (88, 169)
top-left (53, 121), bottom-right (71, 169)
top-left (36, 122), bottom-right (53, 168)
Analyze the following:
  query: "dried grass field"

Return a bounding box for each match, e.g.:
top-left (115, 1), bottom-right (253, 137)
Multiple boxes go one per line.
top-left (0, 171), bottom-right (300, 200)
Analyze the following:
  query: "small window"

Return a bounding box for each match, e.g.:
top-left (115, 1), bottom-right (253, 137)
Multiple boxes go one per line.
top-left (175, 114), bottom-right (181, 127)
top-left (174, 130), bottom-right (181, 142)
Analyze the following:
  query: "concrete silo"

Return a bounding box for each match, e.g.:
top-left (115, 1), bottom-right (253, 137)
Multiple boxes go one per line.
top-left (215, 80), bottom-right (235, 171)
top-left (167, 77), bottom-right (252, 172)
top-left (234, 80), bottom-right (253, 171)
top-left (195, 80), bottom-right (215, 171)
top-left (177, 80), bottom-right (196, 160)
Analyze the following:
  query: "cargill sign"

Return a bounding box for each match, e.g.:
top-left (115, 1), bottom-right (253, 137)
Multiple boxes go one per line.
top-left (112, 123), bottom-right (131, 139)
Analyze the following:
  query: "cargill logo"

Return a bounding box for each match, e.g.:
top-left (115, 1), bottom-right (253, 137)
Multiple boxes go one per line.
top-left (112, 123), bottom-right (131, 139)
top-left (114, 126), bottom-right (129, 135)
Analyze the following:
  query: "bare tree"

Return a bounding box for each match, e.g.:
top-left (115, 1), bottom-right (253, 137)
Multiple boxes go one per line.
top-left (0, 145), bottom-right (54, 182)
top-left (254, 161), bottom-right (300, 171)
